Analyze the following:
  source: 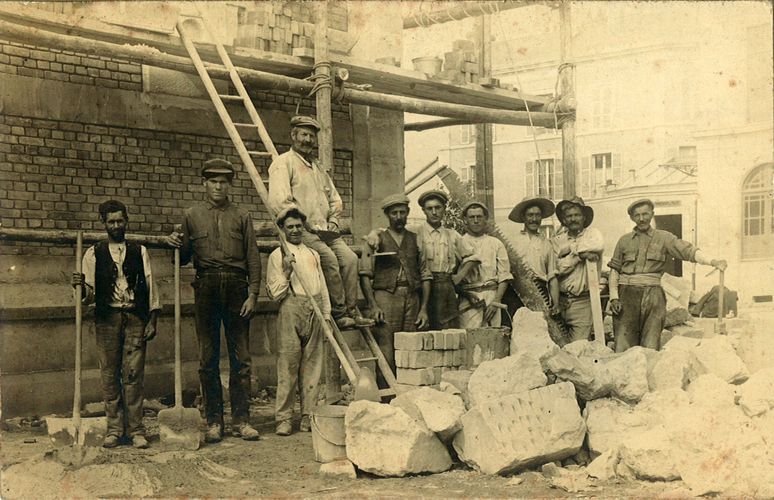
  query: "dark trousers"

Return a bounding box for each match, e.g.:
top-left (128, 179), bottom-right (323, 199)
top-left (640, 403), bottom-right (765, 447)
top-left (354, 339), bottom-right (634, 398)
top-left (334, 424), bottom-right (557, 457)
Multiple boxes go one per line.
top-left (373, 286), bottom-right (419, 388)
top-left (430, 272), bottom-right (459, 329)
top-left (193, 271), bottom-right (252, 426)
top-left (95, 309), bottom-right (147, 438)
top-left (614, 284), bottom-right (666, 352)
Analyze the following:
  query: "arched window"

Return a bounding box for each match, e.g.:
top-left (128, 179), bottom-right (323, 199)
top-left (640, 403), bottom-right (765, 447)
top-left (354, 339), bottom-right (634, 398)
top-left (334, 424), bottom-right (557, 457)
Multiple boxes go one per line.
top-left (742, 163), bottom-right (774, 259)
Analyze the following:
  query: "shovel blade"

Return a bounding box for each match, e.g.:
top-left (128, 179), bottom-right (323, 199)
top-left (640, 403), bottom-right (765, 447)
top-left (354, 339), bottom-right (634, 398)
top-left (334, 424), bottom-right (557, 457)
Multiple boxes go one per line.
top-left (353, 366), bottom-right (380, 402)
top-left (158, 407), bottom-right (202, 450)
top-left (46, 416), bottom-right (107, 448)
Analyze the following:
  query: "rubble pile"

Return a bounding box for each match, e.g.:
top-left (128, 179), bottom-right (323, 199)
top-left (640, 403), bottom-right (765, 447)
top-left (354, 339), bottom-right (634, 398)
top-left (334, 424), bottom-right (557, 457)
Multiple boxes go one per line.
top-left (337, 312), bottom-right (773, 497)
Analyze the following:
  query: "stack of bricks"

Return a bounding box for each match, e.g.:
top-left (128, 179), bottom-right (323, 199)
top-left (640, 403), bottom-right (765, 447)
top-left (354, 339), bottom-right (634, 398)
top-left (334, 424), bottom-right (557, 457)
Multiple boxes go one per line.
top-left (394, 329), bottom-right (467, 387)
top-left (434, 40), bottom-right (479, 85)
top-left (234, 2), bottom-right (348, 57)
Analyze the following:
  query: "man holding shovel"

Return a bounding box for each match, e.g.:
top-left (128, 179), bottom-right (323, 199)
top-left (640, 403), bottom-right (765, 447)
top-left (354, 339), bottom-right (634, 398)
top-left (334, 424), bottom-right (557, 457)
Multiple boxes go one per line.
top-left (608, 199), bottom-right (727, 351)
top-left (166, 159), bottom-right (262, 443)
top-left (266, 208), bottom-right (330, 436)
top-left (71, 200), bottom-right (160, 449)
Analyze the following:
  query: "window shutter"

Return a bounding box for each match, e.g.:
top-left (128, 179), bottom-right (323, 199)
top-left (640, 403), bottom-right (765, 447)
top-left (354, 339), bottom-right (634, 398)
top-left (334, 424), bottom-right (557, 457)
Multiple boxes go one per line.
top-left (612, 153), bottom-right (622, 186)
top-left (581, 156), bottom-right (591, 198)
top-left (525, 161), bottom-right (534, 197)
top-left (555, 156), bottom-right (564, 200)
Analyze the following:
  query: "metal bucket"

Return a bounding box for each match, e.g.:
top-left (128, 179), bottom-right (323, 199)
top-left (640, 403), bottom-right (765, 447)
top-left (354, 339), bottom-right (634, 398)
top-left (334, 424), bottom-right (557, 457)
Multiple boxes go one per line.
top-left (465, 326), bottom-right (511, 369)
top-left (310, 404), bottom-right (348, 463)
top-left (412, 56), bottom-right (442, 77)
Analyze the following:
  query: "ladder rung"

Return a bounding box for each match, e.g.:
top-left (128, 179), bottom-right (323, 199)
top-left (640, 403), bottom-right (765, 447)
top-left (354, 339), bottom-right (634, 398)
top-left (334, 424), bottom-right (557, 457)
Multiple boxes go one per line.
top-left (248, 151), bottom-right (273, 157)
top-left (219, 94), bottom-right (244, 101)
top-left (234, 123), bottom-right (259, 128)
top-left (356, 356), bottom-right (378, 363)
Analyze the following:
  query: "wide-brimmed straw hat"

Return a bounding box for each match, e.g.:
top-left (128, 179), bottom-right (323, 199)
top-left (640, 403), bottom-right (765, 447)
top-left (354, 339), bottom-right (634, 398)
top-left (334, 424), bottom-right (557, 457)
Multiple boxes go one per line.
top-left (508, 196), bottom-right (555, 223)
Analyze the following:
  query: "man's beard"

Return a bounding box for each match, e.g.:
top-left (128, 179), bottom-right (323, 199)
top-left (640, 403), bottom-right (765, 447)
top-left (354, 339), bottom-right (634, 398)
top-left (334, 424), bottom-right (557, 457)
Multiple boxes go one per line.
top-left (108, 229), bottom-right (126, 242)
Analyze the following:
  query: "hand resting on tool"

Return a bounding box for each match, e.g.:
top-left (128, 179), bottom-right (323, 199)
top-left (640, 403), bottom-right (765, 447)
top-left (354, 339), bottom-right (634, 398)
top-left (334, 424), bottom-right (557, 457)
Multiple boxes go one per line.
top-left (164, 224), bottom-right (184, 248)
top-left (609, 298), bottom-right (622, 316)
top-left (71, 272), bottom-right (88, 299)
top-left (578, 251), bottom-right (599, 262)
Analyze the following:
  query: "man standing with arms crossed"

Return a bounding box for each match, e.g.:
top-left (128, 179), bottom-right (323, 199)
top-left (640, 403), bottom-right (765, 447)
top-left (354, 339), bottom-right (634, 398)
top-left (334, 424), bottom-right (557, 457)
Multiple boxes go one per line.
top-left (457, 201), bottom-right (513, 328)
top-left (266, 208), bottom-right (330, 436)
top-left (166, 159), bottom-right (261, 443)
top-left (608, 199), bottom-right (727, 351)
top-left (268, 115), bottom-right (370, 329)
top-left (71, 200), bottom-right (160, 449)
top-left (552, 197), bottom-right (605, 342)
top-left (359, 193), bottom-right (431, 387)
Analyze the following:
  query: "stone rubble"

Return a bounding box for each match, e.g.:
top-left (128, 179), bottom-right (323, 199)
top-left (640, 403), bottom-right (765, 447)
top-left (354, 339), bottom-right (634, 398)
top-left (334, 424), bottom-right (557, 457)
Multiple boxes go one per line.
top-left (466, 353), bottom-right (546, 408)
top-left (318, 459), bottom-right (358, 479)
top-left (390, 387), bottom-right (466, 442)
top-left (509, 308), bottom-right (557, 362)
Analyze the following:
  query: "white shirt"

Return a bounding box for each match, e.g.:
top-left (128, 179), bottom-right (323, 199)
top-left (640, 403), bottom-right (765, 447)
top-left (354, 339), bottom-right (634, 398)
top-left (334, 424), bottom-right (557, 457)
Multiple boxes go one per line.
top-left (460, 233), bottom-right (513, 287)
top-left (266, 242), bottom-right (331, 315)
top-left (82, 242), bottom-right (160, 311)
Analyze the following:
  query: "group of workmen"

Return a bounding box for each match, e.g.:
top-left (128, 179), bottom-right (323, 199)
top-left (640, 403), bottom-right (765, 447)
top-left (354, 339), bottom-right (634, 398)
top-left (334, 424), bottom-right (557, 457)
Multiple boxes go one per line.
top-left (71, 115), bottom-right (726, 449)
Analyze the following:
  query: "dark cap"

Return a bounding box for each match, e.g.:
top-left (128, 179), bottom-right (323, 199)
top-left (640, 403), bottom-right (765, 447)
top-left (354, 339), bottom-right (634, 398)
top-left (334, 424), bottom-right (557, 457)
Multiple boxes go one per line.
top-left (556, 196), bottom-right (594, 227)
top-left (418, 189), bottom-right (448, 207)
top-left (627, 198), bottom-right (655, 217)
top-left (290, 115), bottom-right (321, 131)
top-left (201, 158), bottom-right (235, 180)
top-left (461, 200), bottom-right (489, 217)
top-left (381, 193), bottom-right (410, 211)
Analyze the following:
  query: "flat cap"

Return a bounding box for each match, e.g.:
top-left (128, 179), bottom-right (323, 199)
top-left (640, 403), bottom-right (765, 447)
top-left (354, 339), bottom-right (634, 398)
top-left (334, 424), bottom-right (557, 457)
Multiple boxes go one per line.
top-left (201, 158), bottom-right (235, 179)
top-left (290, 115), bottom-right (321, 131)
top-left (276, 206), bottom-right (307, 226)
top-left (461, 200), bottom-right (489, 217)
top-left (381, 193), bottom-right (410, 211)
top-left (627, 198), bottom-right (655, 216)
top-left (418, 189), bottom-right (448, 207)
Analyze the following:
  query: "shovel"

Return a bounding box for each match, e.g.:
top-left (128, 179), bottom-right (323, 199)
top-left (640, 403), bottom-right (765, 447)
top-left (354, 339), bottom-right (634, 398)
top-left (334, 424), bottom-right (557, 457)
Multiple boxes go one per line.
top-left (46, 231), bottom-right (107, 447)
top-left (158, 247), bottom-right (202, 450)
top-left (715, 269), bottom-right (727, 335)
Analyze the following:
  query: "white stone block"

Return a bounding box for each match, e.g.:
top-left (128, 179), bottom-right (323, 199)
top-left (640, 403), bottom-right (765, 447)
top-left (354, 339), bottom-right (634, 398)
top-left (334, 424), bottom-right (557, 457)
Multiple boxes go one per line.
top-left (604, 347), bottom-right (651, 403)
top-left (390, 386), bottom-right (466, 442)
top-left (737, 367), bottom-right (774, 417)
top-left (510, 308), bottom-right (557, 361)
top-left (618, 426), bottom-right (680, 481)
top-left (467, 353), bottom-right (546, 408)
top-left (692, 336), bottom-right (749, 384)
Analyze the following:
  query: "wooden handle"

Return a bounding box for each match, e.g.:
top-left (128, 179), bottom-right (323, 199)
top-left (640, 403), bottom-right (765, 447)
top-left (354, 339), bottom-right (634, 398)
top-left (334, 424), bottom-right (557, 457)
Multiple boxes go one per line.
top-left (717, 269), bottom-right (725, 322)
top-left (72, 231), bottom-right (83, 425)
top-left (586, 260), bottom-right (605, 344)
top-left (174, 248), bottom-right (182, 408)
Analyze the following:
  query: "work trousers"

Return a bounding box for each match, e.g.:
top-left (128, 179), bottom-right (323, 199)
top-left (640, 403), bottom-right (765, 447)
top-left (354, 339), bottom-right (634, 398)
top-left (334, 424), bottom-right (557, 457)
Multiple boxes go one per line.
top-left (429, 272), bottom-right (459, 329)
top-left (193, 271), bottom-right (252, 426)
top-left (275, 294), bottom-right (324, 422)
top-left (373, 286), bottom-right (419, 388)
top-left (560, 293), bottom-right (593, 342)
top-left (95, 308), bottom-right (147, 438)
top-left (302, 232), bottom-right (359, 320)
top-left (614, 284), bottom-right (666, 352)
top-left (459, 289), bottom-right (502, 329)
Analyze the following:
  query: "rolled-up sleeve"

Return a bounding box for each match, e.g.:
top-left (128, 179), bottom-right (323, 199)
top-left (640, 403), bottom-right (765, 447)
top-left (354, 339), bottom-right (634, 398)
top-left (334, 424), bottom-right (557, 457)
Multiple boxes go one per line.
top-left (266, 249), bottom-right (288, 301)
top-left (495, 240), bottom-right (513, 283)
top-left (607, 238), bottom-right (625, 272)
top-left (141, 246), bottom-right (161, 311)
top-left (576, 228), bottom-right (605, 254)
top-left (243, 214), bottom-right (262, 295)
top-left (359, 243), bottom-right (375, 278)
top-left (455, 232), bottom-right (481, 266)
top-left (267, 157), bottom-right (295, 216)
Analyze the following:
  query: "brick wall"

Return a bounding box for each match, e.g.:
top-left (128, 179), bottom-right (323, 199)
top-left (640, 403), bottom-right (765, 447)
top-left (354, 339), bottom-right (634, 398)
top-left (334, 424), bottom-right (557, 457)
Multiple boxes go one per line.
top-left (0, 38), bottom-right (355, 257)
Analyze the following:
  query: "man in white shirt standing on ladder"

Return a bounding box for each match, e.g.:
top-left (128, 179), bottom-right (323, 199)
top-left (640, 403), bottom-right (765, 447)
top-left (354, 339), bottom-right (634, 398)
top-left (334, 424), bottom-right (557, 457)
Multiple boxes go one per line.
top-left (266, 207), bottom-right (331, 436)
top-left (268, 116), bottom-right (371, 330)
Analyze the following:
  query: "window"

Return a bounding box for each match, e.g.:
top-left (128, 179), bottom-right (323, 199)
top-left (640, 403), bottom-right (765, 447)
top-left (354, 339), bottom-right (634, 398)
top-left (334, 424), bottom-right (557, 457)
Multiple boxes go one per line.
top-left (742, 164), bottom-right (774, 259)
top-left (459, 125), bottom-right (475, 145)
top-left (591, 86), bottom-right (613, 129)
top-left (525, 158), bottom-right (563, 200)
top-left (678, 146), bottom-right (696, 159)
top-left (580, 153), bottom-right (622, 198)
top-left (460, 165), bottom-right (475, 184)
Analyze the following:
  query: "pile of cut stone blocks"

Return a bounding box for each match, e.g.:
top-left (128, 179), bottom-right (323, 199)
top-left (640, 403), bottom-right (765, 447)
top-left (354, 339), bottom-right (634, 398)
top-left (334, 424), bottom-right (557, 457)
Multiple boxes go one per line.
top-left (394, 329), bottom-right (467, 387)
top-left (434, 40), bottom-right (479, 85)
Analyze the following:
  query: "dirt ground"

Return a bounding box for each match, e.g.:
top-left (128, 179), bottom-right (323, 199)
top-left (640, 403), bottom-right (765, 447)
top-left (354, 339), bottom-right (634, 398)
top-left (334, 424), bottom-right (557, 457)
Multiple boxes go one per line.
top-left (0, 398), bottom-right (695, 500)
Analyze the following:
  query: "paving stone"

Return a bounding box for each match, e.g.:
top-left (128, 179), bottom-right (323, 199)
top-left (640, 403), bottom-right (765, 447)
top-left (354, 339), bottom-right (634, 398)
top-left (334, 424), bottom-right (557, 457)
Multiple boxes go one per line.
top-left (692, 336), bottom-right (749, 384)
top-left (390, 387), bottom-right (466, 441)
top-left (345, 401), bottom-right (452, 477)
top-left (394, 332), bottom-right (424, 351)
top-left (395, 350), bottom-right (442, 369)
top-left (510, 308), bottom-right (557, 361)
top-left (453, 382), bottom-right (585, 475)
top-left (467, 353), bottom-right (546, 407)
top-left (318, 459), bottom-right (357, 479)
top-left (396, 367), bottom-right (436, 386)
top-left (422, 332), bottom-right (435, 350)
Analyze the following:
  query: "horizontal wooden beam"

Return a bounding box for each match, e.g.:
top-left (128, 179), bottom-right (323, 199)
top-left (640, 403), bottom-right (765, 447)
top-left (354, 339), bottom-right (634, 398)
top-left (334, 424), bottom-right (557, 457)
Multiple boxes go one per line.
top-left (0, 18), bottom-right (563, 127)
top-left (403, 1), bottom-right (558, 29)
top-left (405, 118), bottom-right (478, 132)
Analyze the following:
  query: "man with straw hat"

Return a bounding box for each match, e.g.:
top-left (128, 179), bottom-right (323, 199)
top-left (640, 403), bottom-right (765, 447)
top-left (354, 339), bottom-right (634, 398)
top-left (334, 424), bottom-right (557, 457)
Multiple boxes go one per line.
top-left (608, 198), bottom-right (727, 352)
top-left (552, 196), bottom-right (605, 341)
top-left (359, 193), bottom-right (431, 388)
top-left (266, 207), bottom-right (330, 436)
top-left (508, 196), bottom-right (560, 315)
top-left (457, 200), bottom-right (513, 328)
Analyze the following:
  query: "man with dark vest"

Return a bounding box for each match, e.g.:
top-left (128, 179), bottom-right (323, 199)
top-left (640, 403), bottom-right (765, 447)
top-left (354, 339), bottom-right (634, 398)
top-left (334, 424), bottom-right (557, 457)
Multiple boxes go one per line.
top-left (166, 159), bottom-right (262, 443)
top-left (71, 199), bottom-right (160, 449)
top-left (359, 193), bottom-right (431, 387)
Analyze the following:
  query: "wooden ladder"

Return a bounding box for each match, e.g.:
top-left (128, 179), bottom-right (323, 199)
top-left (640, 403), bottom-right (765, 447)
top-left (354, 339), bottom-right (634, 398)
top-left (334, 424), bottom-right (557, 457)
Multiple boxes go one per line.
top-left (175, 15), bottom-right (399, 397)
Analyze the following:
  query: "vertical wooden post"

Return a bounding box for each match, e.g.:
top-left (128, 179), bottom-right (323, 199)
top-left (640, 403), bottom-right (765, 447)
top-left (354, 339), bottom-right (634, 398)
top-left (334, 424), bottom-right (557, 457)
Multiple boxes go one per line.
top-left (559, 2), bottom-right (576, 198)
top-left (474, 14), bottom-right (495, 212)
top-left (314, 1), bottom-right (341, 401)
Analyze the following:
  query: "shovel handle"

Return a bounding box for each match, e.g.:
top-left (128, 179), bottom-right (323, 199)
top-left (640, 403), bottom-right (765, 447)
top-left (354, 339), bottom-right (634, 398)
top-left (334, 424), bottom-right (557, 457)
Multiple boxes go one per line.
top-left (72, 231), bottom-right (83, 427)
top-left (174, 247), bottom-right (182, 408)
top-left (717, 269), bottom-right (725, 322)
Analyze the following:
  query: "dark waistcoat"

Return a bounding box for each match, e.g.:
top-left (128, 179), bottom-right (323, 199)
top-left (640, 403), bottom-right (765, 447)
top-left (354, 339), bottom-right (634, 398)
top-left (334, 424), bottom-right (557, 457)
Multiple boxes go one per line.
top-left (372, 230), bottom-right (421, 293)
top-left (94, 240), bottom-right (149, 322)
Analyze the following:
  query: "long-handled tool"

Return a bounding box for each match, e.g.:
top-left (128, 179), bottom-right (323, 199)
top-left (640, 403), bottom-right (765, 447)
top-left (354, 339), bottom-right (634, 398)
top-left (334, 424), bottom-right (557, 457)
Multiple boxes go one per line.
top-left (158, 247), bottom-right (202, 450)
top-left (586, 260), bottom-right (605, 344)
top-left (715, 269), bottom-right (727, 335)
top-left (46, 231), bottom-right (107, 447)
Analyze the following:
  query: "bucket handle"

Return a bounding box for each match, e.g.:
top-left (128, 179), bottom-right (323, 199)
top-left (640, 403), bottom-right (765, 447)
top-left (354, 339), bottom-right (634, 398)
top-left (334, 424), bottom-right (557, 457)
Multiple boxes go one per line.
top-left (310, 414), bottom-right (346, 447)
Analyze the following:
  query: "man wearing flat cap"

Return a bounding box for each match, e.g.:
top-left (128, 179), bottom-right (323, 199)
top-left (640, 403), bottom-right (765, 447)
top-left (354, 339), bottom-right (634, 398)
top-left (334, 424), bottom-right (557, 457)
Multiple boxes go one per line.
top-left (551, 196), bottom-right (605, 341)
top-left (508, 196), bottom-right (560, 316)
top-left (608, 198), bottom-right (727, 352)
top-left (266, 207), bottom-right (330, 435)
top-left (166, 158), bottom-right (262, 443)
top-left (268, 115), bottom-right (368, 329)
top-left (359, 193), bottom-right (430, 387)
top-left (457, 201), bottom-right (513, 328)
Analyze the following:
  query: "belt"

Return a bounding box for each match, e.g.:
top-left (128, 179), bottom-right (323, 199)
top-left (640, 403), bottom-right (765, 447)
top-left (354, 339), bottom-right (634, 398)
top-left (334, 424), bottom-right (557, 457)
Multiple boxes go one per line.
top-left (196, 268), bottom-right (247, 277)
top-left (460, 280), bottom-right (498, 292)
top-left (560, 290), bottom-right (590, 299)
top-left (619, 273), bottom-right (662, 287)
top-left (395, 280), bottom-right (410, 287)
